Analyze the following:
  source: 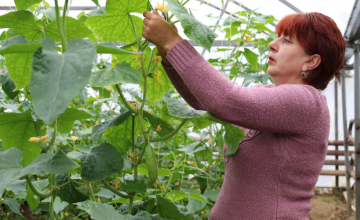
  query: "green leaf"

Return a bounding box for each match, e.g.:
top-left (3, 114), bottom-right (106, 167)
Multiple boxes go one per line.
top-left (26, 184), bottom-right (40, 210)
top-left (56, 173), bottom-right (89, 203)
top-left (0, 35), bottom-right (42, 55)
top-left (0, 110), bottom-right (45, 166)
top-left (186, 197), bottom-right (206, 212)
top-left (86, 0), bottom-right (148, 44)
top-left (30, 38), bottom-right (96, 125)
top-left (50, 108), bottom-right (93, 134)
top-left (76, 200), bottom-right (97, 215)
top-left (45, 16), bottom-right (94, 42)
top-left (0, 72), bottom-right (19, 99)
top-left (14, 0), bottom-right (42, 10)
top-left (92, 111), bottom-right (132, 144)
top-left (89, 62), bottom-right (141, 87)
top-left (96, 188), bottom-right (116, 198)
top-left (166, 99), bottom-right (206, 118)
top-left (91, 0), bottom-right (101, 7)
top-left (143, 111), bottom-right (175, 139)
top-left (165, 0), bottom-right (217, 51)
top-left (0, 148), bottom-right (23, 197)
top-left (96, 42), bottom-right (142, 55)
top-left (0, 11), bottom-right (42, 41)
top-left (104, 116), bottom-right (142, 154)
top-left (203, 189), bottom-right (220, 201)
top-left (137, 164), bottom-right (172, 177)
top-left (3, 197), bottom-right (22, 216)
top-left (200, 112), bottom-right (244, 157)
top-left (91, 202), bottom-right (125, 220)
top-left (31, 179), bottom-right (49, 195)
top-left (53, 197), bottom-right (69, 214)
top-left (153, 196), bottom-right (193, 220)
top-left (120, 180), bottom-right (146, 194)
top-left (38, 7), bottom-right (57, 21)
top-left (243, 48), bottom-right (259, 71)
top-left (167, 190), bottom-right (188, 202)
top-left (80, 143), bottom-right (124, 182)
top-left (188, 193), bottom-right (211, 204)
top-left (5, 180), bottom-right (26, 194)
top-left (4, 53), bottom-right (33, 90)
top-left (21, 149), bottom-right (79, 176)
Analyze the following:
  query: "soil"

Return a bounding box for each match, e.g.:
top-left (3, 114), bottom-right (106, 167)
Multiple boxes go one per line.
top-left (309, 188), bottom-right (356, 220)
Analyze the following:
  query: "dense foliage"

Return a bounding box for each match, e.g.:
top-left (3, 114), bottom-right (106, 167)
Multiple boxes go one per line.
top-left (0, 0), bottom-right (275, 219)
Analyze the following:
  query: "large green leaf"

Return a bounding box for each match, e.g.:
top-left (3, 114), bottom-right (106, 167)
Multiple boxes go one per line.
top-left (0, 148), bottom-right (23, 198)
top-left (153, 196), bottom-right (193, 220)
top-left (86, 0), bottom-right (148, 44)
top-left (30, 38), bottom-right (97, 125)
top-left (0, 110), bottom-right (45, 166)
top-left (80, 143), bottom-right (124, 182)
top-left (104, 115), bottom-right (142, 154)
top-left (0, 11), bottom-right (42, 41)
top-left (0, 148), bottom-right (78, 197)
top-left (3, 197), bottom-right (22, 216)
top-left (50, 108), bottom-right (93, 134)
top-left (165, 0), bottom-right (217, 51)
top-left (200, 112), bottom-right (244, 157)
top-left (91, 202), bottom-right (125, 220)
top-left (0, 35), bottom-right (42, 55)
top-left (56, 173), bottom-right (89, 203)
top-left (45, 16), bottom-right (94, 42)
top-left (187, 197), bottom-right (206, 213)
top-left (166, 99), bottom-right (206, 118)
top-left (4, 53), bottom-right (33, 90)
top-left (92, 111), bottom-right (132, 144)
top-left (26, 184), bottom-right (40, 210)
top-left (120, 180), bottom-right (146, 194)
top-left (14, 0), bottom-right (42, 10)
top-left (21, 149), bottom-right (79, 175)
top-left (89, 61), bottom-right (141, 87)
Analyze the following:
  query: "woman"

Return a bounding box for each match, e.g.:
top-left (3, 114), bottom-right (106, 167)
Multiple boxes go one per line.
top-left (142, 10), bottom-right (345, 219)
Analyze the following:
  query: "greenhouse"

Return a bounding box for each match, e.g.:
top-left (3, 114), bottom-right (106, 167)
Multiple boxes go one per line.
top-left (0, 0), bottom-right (359, 219)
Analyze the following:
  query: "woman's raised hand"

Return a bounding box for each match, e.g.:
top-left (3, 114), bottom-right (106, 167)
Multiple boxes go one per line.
top-left (142, 9), bottom-right (182, 53)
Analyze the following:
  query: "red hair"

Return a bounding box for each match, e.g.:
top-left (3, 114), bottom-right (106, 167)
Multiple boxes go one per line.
top-left (276, 12), bottom-right (345, 90)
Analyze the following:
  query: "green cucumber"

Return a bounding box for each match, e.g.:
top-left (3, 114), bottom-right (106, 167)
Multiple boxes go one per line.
top-left (145, 145), bottom-right (158, 184)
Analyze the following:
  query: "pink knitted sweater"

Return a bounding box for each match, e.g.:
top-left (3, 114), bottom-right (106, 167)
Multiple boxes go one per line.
top-left (162, 40), bottom-right (329, 219)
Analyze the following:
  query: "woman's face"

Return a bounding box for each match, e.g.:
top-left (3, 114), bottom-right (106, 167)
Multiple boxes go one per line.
top-left (267, 34), bottom-right (309, 86)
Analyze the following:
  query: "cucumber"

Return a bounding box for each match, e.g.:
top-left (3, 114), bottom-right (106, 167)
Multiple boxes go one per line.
top-left (145, 145), bottom-right (158, 184)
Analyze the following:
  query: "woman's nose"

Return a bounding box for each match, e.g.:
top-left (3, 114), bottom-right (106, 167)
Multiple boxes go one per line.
top-left (268, 40), bottom-right (277, 52)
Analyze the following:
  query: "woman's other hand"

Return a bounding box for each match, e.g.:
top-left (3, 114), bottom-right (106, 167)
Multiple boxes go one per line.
top-left (142, 9), bottom-right (183, 53)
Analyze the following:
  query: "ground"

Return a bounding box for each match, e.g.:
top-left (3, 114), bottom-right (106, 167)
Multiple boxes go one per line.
top-left (309, 188), bottom-right (356, 220)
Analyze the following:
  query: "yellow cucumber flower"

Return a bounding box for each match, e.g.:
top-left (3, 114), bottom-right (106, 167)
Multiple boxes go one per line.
top-left (40, 135), bottom-right (50, 141)
top-left (155, 71), bottom-right (161, 83)
top-left (29, 137), bottom-right (41, 143)
top-left (164, 6), bottom-right (169, 12)
top-left (156, 2), bottom-right (165, 11)
top-left (156, 124), bottom-right (162, 132)
top-left (152, 54), bottom-right (162, 63)
top-left (246, 36), bottom-right (252, 42)
top-left (71, 136), bottom-right (78, 141)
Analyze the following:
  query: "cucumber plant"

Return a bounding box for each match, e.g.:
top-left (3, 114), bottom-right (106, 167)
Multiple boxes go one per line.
top-left (0, 0), bottom-right (274, 219)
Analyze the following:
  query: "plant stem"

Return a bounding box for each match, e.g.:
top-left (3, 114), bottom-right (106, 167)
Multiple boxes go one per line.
top-left (62, 0), bottom-right (69, 44)
top-left (146, 49), bottom-right (154, 74)
top-left (150, 119), bottom-right (187, 142)
top-left (25, 175), bottom-right (53, 199)
top-left (182, 0), bottom-right (190, 5)
top-left (54, 0), bottom-right (67, 52)
top-left (170, 20), bottom-right (179, 25)
top-left (115, 84), bottom-right (138, 114)
top-left (48, 119), bottom-right (58, 220)
top-left (129, 15), bottom-right (140, 48)
top-left (101, 180), bottom-right (130, 198)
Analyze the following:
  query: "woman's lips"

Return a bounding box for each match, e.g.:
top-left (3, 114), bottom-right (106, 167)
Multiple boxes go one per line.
top-left (268, 56), bottom-right (275, 62)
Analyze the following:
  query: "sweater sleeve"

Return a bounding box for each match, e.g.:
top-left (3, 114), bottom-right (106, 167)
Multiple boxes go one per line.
top-left (162, 61), bottom-right (207, 111)
top-left (166, 40), bottom-right (326, 135)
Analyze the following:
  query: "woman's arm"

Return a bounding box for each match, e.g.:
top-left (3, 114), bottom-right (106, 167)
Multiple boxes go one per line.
top-left (165, 40), bottom-right (327, 135)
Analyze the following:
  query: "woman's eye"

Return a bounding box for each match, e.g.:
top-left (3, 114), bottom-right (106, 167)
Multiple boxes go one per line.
top-left (284, 38), bottom-right (290, 43)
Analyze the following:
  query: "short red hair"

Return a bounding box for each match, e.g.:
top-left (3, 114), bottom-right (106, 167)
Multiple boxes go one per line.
top-left (276, 12), bottom-right (345, 90)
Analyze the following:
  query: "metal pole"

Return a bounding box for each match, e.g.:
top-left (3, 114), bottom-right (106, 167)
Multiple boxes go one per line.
top-left (341, 71), bottom-right (352, 216)
top-left (335, 80), bottom-right (339, 187)
top-left (200, 0), bottom-right (230, 56)
top-left (354, 43), bottom-right (360, 219)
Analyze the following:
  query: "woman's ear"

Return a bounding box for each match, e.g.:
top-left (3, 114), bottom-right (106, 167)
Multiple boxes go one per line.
top-left (303, 54), bottom-right (321, 72)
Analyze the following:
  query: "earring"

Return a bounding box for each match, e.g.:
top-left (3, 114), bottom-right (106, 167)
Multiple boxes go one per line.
top-left (301, 72), bottom-right (306, 77)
